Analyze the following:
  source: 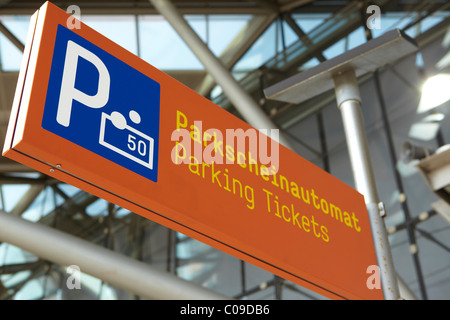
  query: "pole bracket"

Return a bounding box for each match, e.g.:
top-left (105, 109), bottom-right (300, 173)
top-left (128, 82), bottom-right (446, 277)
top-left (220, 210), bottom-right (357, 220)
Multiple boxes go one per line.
top-left (378, 202), bottom-right (387, 218)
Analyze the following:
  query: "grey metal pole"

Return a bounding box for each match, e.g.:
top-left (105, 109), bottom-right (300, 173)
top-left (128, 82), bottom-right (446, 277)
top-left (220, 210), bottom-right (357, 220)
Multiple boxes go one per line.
top-left (0, 211), bottom-right (229, 300)
top-left (333, 69), bottom-right (400, 300)
top-left (149, 0), bottom-right (293, 149)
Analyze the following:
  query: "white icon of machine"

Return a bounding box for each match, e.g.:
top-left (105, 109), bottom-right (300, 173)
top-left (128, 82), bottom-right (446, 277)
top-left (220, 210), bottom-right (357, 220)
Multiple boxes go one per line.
top-left (99, 110), bottom-right (154, 170)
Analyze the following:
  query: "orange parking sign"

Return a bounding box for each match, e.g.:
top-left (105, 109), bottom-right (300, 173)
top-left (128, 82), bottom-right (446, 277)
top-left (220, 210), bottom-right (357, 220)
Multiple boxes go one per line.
top-left (3, 2), bottom-right (383, 299)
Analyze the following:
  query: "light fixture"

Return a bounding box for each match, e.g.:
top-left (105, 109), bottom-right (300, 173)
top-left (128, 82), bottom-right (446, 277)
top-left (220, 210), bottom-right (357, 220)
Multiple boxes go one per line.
top-left (417, 73), bottom-right (450, 113)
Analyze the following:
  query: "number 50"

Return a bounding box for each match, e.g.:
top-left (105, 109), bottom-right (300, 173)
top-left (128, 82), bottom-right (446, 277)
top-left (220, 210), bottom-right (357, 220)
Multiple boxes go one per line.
top-left (128, 134), bottom-right (147, 157)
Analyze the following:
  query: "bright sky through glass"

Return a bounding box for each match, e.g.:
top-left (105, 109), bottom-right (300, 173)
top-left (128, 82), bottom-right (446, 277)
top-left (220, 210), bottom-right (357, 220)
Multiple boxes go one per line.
top-left (0, 12), bottom-right (448, 72)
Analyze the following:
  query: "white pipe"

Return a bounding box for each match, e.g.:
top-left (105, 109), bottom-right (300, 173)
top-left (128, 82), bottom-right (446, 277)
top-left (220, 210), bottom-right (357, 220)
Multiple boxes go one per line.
top-left (0, 211), bottom-right (229, 300)
top-left (149, 0), bottom-right (293, 149)
top-left (334, 69), bottom-right (400, 300)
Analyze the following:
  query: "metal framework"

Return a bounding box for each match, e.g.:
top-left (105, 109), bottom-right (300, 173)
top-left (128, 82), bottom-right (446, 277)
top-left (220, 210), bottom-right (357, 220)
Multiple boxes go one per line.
top-left (264, 29), bottom-right (419, 299)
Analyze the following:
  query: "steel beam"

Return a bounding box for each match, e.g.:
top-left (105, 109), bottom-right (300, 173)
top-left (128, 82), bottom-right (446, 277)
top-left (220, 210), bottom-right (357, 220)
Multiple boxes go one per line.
top-left (149, 0), bottom-right (292, 149)
top-left (9, 184), bottom-right (46, 216)
top-left (196, 13), bottom-right (277, 96)
top-left (0, 211), bottom-right (229, 300)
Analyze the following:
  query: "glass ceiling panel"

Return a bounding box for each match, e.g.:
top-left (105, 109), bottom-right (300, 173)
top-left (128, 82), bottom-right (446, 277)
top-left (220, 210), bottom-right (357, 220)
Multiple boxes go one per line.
top-left (0, 16), bottom-right (29, 41)
top-left (279, 19), bottom-right (298, 51)
top-left (323, 26), bottom-right (366, 60)
top-left (368, 11), bottom-right (450, 39)
top-left (82, 15), bottom-right (138, 56)
top-left (138, 14), bottom-right (252, 70)
top-left (1, 12), bottom-right (444, 73)
top-left (15, 278), bottom-right (43, 300)
top-left (232, 19), bottom-right (298, 73)
top-left (21, 186), bottom-right (59, 222)
top-left (419, 12), bottom-right (450, 33)
top-left (293, 13), bottom-right (331, 33)
top-left (207, 14), bottom-right (252, 56)
top-left (138, 15), bottom-right (203, 70)
top-left (0, 15), bottom-right (29, 71)
top-left (0, 14), bottom-right (253, 72)
top-left (1, 184), bottom-right (29, 212)
top-left (322, 37), bottom-right (346, 60)
top-left (233, 21), bottom-right (280, 73)
top-left (85, 198), bottom-right (111, 217)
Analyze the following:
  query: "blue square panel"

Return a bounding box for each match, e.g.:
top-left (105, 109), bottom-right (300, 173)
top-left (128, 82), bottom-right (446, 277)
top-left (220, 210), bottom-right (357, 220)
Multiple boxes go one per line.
top-left (42, 25), bottom-right (160, 182)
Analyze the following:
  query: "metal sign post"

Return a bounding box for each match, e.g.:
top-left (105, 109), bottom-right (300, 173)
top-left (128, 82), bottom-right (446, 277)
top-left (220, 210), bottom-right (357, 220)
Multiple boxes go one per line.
top-left (333, 68), bottom-right (399, 299)
top-left (265, 29), bottom-right (418, 300)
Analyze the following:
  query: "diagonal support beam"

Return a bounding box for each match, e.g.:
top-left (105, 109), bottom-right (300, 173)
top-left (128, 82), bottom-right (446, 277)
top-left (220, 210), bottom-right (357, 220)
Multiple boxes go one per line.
top-left (149, 0), bottom-right (292, 149)
top-left (281, 13), bottom-right (326, 63)
top-left (0, 211), bottom-right (229, 300)
top-left (0, 21), bottom-right (24, 52)
top-left (196, 13), bottom-right (277, 96)
top-left (9, 184), bottom-right (45, 216)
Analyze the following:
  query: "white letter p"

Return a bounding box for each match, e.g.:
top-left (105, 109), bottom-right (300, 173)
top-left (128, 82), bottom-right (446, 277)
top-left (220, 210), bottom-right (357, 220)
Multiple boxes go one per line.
top-left (57, 40), bottom-right (110, 127)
